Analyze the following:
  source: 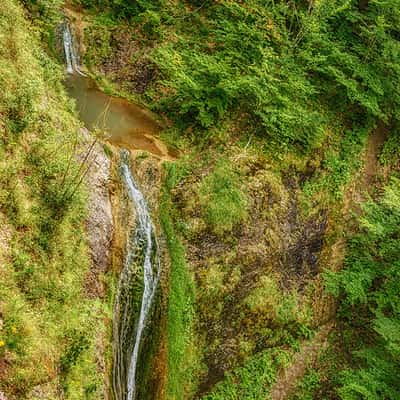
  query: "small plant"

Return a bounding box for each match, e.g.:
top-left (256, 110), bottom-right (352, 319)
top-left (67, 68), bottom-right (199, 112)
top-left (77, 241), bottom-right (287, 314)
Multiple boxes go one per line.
top-left (202, 348), bottom-right (292, 400)
top-left (199, 159), bottom-right (248, 236)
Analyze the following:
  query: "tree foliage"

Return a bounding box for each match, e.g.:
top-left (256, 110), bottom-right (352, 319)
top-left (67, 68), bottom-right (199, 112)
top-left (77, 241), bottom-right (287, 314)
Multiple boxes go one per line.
top-left (81, 0), bottom-right (400, 149)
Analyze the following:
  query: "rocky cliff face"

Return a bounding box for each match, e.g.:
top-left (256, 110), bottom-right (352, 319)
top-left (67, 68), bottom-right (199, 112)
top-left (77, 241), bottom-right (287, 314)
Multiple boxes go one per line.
top-left (79, 129), bottom-right (114, 400)
top-left (81, 128), bottom-right (114, 299)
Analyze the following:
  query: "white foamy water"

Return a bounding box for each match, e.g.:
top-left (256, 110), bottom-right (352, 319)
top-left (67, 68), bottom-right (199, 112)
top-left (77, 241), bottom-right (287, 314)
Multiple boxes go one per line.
top-left (63, 22), bottom-right (85, 76)
top-left (112, 152), bottom-right (160, 400)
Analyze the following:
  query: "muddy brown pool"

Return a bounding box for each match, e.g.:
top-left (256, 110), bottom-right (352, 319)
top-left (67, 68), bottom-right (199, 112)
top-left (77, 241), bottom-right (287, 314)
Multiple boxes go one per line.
top-left (65, 75), bottom-right (174, 158)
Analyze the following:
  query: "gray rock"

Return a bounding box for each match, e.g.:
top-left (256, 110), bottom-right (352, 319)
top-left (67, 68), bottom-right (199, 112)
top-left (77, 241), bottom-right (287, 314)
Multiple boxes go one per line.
top-left (79, 128), bottom-right (114, 297)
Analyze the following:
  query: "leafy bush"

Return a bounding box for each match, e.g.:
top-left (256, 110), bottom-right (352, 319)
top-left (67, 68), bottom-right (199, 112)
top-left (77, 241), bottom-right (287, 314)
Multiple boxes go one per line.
top-left (198, 160), bottom-right (248, 236)
top-left (325, 178), bottom-right (400, 399)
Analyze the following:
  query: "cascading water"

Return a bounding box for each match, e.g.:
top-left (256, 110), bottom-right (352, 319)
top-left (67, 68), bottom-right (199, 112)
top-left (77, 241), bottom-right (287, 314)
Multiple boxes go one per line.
top-left (62, 25), bottom-right (161, 399)
top-left (62, 21), bottom-right (85, 76)
top-left (112, 151), bottom-right (161, 400)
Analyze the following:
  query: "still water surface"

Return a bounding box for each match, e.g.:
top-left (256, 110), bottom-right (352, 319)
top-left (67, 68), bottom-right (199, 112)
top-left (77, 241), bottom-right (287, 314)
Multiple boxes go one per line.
top-left (65, 75), bottom-right (174, 158)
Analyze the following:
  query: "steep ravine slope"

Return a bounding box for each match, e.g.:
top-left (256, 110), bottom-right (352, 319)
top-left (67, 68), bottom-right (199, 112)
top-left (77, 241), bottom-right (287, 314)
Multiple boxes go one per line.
top-left (0, 1), bottom-right (112, 398)
top-left (1, 1), bottom-right (399, 400)
top-left (74, 1), bottom-right (399, 399)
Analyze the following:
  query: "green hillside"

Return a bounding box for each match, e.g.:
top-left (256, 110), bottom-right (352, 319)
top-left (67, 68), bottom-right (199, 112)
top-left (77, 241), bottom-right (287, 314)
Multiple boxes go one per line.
top-left (0, 0), bottom-right (399, 399)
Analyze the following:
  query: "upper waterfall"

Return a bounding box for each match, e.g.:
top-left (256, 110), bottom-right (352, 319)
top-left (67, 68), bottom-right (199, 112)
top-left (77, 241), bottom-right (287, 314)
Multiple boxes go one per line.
top-left (62, 22), bottom-right (85, 76)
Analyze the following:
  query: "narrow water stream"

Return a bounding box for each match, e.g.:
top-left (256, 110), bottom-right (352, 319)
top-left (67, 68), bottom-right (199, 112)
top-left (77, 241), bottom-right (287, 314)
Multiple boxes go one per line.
top-left (62, 21), bottom-right (161, 400)
top-left (113, 151), bottom-right (161, 400)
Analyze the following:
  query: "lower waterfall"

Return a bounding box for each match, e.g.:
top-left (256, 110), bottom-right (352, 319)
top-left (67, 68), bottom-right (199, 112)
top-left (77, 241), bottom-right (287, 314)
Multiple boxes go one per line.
top-left (112, 151), bottom-right (161, 400)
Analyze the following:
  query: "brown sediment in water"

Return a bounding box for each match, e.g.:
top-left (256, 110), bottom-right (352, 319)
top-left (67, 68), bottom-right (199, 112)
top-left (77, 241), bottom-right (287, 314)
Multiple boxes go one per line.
top-left (106, 131), bottom-right (171, 160)
top-left (65, 74), bottom-right (176, 160)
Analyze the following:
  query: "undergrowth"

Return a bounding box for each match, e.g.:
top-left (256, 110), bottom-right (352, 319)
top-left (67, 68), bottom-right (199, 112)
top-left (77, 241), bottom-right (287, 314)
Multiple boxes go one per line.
top-left (0, 1), bottom-right (106, 398)
top-left (202, 348), bottom-right (292, 400)
top-left (160, 162), bottom-right (201, 400)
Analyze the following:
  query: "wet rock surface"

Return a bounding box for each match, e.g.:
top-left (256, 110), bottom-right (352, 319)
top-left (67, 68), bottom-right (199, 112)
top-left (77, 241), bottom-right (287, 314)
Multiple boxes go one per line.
top-left (109, 150), bottom-right (166, 400)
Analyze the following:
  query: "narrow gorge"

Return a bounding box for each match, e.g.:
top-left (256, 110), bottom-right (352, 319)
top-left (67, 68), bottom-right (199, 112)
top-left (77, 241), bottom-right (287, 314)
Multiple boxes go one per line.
top-left (63, 19), bottom-right (164, 400)
top-left (0, 1), bottom-right (399, 400)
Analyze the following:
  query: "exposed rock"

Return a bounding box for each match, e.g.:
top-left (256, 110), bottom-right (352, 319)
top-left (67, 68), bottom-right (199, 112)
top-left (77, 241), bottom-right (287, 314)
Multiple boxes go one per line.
top-left (29, 383), bottom-right (61, 400)
top-left (76, 129), bottom-right (113, 400)
top-left (0, 391), bottom-right (7, 400)
top-left (79, 128), bottom-right (114, 298)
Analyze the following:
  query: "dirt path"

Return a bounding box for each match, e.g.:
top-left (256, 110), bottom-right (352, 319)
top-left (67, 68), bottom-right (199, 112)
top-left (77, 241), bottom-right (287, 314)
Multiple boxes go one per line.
top-left (363, 123), bottom-right (388, 184)
top-left (270, 322), bottom-right (334, 400)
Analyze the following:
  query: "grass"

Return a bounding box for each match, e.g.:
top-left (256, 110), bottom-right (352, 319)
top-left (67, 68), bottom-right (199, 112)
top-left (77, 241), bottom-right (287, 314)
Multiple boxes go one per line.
top-left (0, 1), bottom-right (108, 398)
top-left (160, 162), bottom-right (201, 400)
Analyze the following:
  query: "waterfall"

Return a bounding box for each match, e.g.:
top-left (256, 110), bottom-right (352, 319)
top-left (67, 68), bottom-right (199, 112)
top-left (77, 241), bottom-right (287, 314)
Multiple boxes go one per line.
top-left (62, 22), bottom-right (86, 76)
top-left (62, 23), bottom-right (160, 398)
top-left (112, 151), bottom-right (161, 400)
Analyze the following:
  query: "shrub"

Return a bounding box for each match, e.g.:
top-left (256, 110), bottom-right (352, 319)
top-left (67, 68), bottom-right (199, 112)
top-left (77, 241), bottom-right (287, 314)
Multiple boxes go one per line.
top-left (198, 160), bottom-right (248, 236)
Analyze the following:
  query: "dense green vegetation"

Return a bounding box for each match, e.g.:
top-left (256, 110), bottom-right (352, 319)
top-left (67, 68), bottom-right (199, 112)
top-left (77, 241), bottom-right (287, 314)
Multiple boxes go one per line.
top-left (325, 178), bottom-right (400, 399)
top-left (77, 0), bottom-right (400, 398)
top-left (284, 177), bottom-right (400, 400)
top-left (1, 0), bottom-right (398, 399)
top-left (0, 1), bottom-right (107, 398)
top-left (156, 146), bottom-right (321, 399)
top-left (81, 0), bottom-right (399, 152)
top-left (160, 163), bottom-right (200, 399)
top-left (203, 348), bottom-right (291, 400)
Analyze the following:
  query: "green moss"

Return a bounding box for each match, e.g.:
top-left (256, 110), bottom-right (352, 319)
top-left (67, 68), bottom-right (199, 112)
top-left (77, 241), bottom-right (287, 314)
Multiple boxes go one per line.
top-left (198, 159), bottom-right (248, 237)
top-left (160, 162), bottom-right (201, 400)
